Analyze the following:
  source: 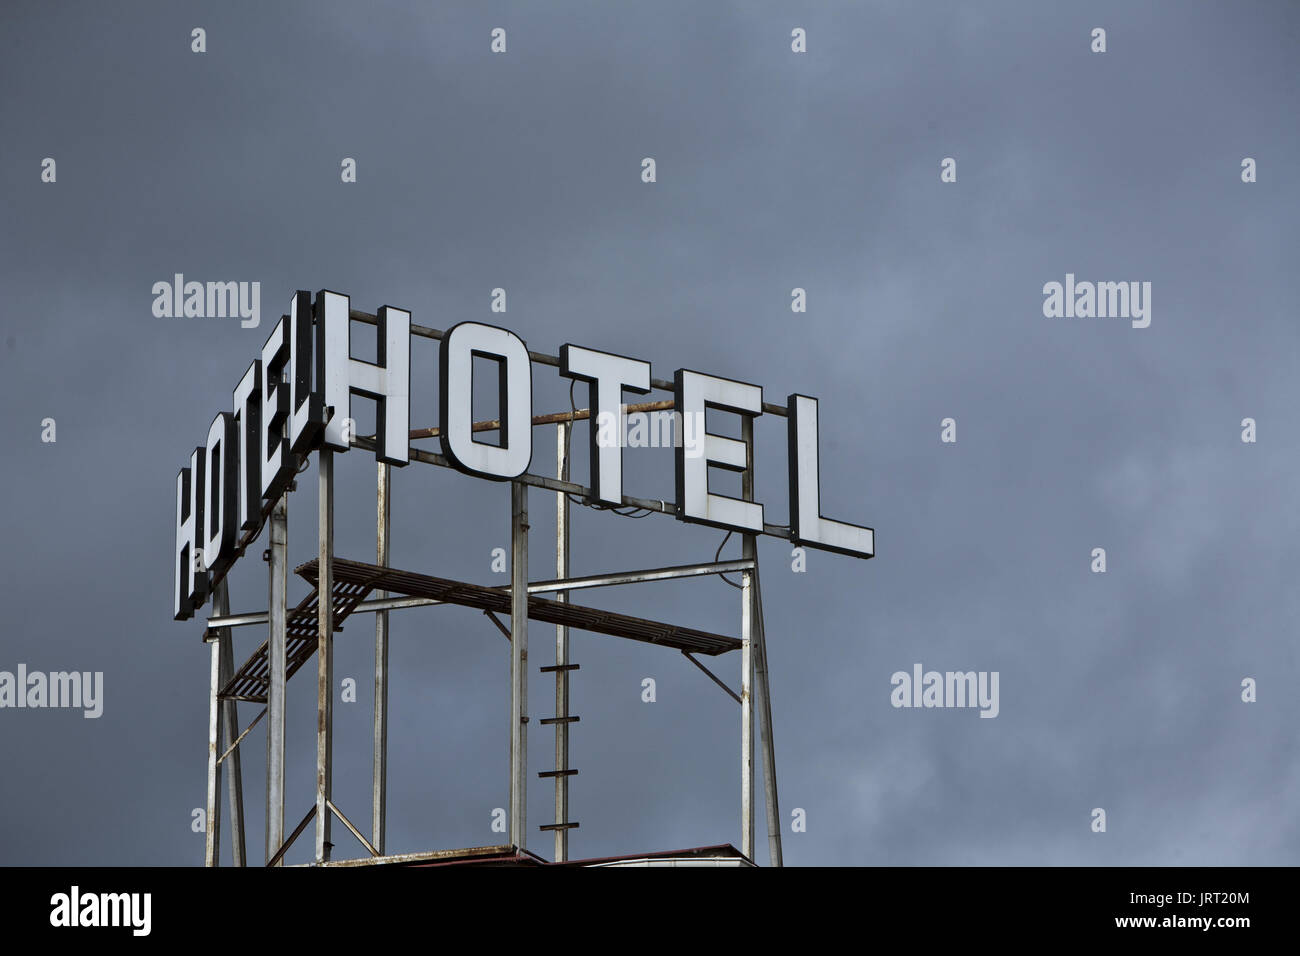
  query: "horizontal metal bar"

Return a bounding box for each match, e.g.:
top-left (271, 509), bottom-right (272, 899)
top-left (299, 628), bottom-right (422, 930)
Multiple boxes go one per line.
top-left (359, 596), bottom-right (445, 613)
top-left (208, 610), bottom-right (276, 629)
top-left (410, 399), bottom-right (677, 441)
top-left (303, 556), bottom-right (742, 656)
top-left (355, 436), bottom-right (792, 540)
top-left (350, 309), bottom-right (442, 342)
top-left (210, 596), bottom-right (443, 629)
top-left (526, 558), bottom-right (754, 595)
top-left (210, 560), bottom-right (757, 631)
top-left (347, 308), bottom-right (787, 416)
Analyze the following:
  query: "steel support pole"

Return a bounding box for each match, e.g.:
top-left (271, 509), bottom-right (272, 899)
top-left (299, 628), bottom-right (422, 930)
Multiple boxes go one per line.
top-left (265, 494), bottom-right (287, 865)
top-left (753, 565), bottom-right (783, 867)
top-left (214, 578), bottom-right (246, 866)
top-left (315, 449), bottom-right (334, 864)
top-left (740, 414), bottom-right (756, 862)
top-left (509, 480), bottom-right (529, 851)
top-left (741, 567), bottom-right (754, 861)
top-left (372, 461), bottom-right (390, 856)
top-left (554, 422), bottom-right (571, 862)
top-left (204, 630), bottom-right (222, 867)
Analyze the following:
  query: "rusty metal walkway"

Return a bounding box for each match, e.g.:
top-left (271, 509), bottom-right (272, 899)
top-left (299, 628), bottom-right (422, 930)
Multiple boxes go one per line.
top-left (216, 575), bottom-right (377, 703)
top-left (301, 557), bottom-right (741, 656)
top-left (215, 556), bottom-right (740, 705)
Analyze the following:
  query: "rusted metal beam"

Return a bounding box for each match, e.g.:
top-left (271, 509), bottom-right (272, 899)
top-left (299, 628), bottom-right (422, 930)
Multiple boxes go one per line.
top-left (209, 559), bottom-right (756, 631)
top-left (346, 307), bottom-right (789, 417)
top-left (316, 844), bottom-right (516, 867)
top-left (408, 400), bottom-right (676, 441)
top-left (352, 434), bottom-right (794, 542)
top-left (297, 558), bottom-right (742, 656)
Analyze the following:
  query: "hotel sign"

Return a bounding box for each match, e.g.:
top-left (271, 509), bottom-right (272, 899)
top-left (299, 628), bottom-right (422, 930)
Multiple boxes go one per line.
top-left (174, 290), bottom-right (874, 621)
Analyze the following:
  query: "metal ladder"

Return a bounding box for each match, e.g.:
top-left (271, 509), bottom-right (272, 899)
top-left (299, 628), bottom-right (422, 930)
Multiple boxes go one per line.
top-left (539, 664), bottom-right (580, 836)
top-left (540, 424), bottom-right (579, 855)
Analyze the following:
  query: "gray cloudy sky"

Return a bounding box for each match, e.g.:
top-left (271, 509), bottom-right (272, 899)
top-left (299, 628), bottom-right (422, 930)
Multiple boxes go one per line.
top-left (1, 1), bottom-right (1297, 866)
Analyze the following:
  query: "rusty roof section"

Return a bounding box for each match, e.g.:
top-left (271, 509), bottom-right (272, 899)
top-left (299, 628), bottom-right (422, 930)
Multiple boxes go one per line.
top-left (318, 845), bottom-right (548, 867)
top-left (315, 843), bottom-right (750, 867)
top-left (554, 843), bottom-right (753, 866)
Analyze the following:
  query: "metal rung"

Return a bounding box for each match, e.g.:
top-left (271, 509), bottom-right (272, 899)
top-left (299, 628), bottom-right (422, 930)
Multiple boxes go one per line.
top-left (540, 663), bottom-right (580, 673)
top-left (538, 769), bottom-right (578, 778)
top-left (539, 822), bottom-right (580, 832)
top-left (540, 715), bottom-right (580, 725)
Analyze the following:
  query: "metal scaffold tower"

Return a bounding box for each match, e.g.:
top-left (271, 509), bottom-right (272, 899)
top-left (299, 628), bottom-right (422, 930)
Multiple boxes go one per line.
top-left (198, 310), bottom-right (788, 867)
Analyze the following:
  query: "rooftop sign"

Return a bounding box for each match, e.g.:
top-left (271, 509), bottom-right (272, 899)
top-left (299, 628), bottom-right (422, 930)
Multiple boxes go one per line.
top-left (174, 290), bottom-right (874, 621)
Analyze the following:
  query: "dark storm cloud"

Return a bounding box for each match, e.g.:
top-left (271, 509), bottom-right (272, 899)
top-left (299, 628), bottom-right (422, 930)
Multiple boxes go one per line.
top-left (0, 0), bottom-right (1296, 865)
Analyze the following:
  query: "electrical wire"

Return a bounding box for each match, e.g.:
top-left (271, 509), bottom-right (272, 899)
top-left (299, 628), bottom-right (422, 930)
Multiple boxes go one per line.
top-left (715, 531), bottom-right (743, 589)
top-left (562, 377), bottom-right (657, 519)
